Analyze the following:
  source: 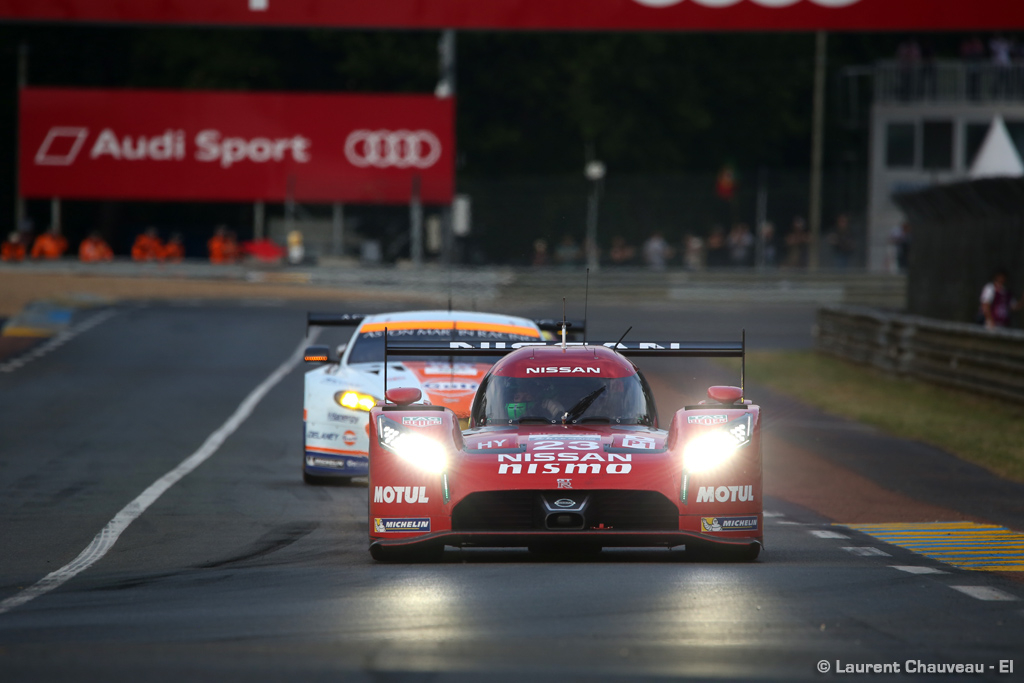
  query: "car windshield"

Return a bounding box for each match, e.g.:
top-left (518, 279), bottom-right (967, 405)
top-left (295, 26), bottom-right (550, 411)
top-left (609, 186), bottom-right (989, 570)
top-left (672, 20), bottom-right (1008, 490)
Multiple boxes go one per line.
top-left (472, 372), bottom-right (657, 426)
top-left (347, 327), bottom-right (540, 364)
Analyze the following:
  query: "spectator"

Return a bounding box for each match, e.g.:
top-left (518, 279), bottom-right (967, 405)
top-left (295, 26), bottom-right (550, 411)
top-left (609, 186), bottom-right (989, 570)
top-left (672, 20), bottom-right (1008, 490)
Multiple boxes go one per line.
top-left (979, 268), bottom-right (1021, 329)
top-left (162, 233), bottom-right (185, 262)
top-left (896, 37), bottom-right (921, 100)
top-left (208, 225), bottom-right (232, 264)
top-left (78, 232), bottom-right (113, 262)
top-left (608, 235), bottom-right (636, 266)
top-left (642, 231), bottom-right (673, 270)
top-left (990, 34), bottom-right (1015, 96)
top-left (531, 238), bottom-right (549, 267)
top-left (758, 221), bottom-right (777, 267)
top-left (1, 232), bottom-right (26, 262)
top-left (705, 225), bottom-right (729, 267)
top-left (889, 222), bottom-right (911, 273)
top-left (827, 214), bottom-right (856, 269)
top-left (961, 35), bottom-right (987, 100)
top-left (728, 222), bottom-right (754, 267)
top-left (554, 234), bottom-right (582, 267)
top-left (31, 225), bottom-right (67, 260)
top-left (131, 226), bottom-right (164, 262)
top-left (683, 233), bottom-right (704, 270)
top-left (784, 217), bottom-right (810, 268)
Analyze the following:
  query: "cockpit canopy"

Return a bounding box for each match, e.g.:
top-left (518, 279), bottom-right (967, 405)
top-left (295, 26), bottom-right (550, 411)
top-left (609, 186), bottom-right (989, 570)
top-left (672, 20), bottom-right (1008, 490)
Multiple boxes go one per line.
top-left (469, 346), bottom-right (658, 427)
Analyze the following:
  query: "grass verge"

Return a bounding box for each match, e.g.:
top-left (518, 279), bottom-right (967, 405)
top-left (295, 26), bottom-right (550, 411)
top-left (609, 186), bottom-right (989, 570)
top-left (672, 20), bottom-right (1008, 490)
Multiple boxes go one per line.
top-left (741, 350), bottom-right (1024, 484)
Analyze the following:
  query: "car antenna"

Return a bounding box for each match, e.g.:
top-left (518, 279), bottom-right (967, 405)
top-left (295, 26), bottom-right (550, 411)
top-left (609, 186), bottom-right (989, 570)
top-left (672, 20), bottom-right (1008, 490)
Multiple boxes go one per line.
top-left (583, 268), bottom-right (590, 346)
top-left (741, 328), bottom-right (746, 403)
top-left (614, 325), bottom-right (632, 349)
top-left (561, 298), bottom-right (568, 351)
top-left (383, 326), bottom-right (389, 400)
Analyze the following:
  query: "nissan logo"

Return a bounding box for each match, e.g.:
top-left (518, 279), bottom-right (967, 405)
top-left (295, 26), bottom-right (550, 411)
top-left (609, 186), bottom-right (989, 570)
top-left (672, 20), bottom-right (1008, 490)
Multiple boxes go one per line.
top-left (344, 129), bottom-right (442, 169)
top-left (554, 498), bottom-right (576, 508)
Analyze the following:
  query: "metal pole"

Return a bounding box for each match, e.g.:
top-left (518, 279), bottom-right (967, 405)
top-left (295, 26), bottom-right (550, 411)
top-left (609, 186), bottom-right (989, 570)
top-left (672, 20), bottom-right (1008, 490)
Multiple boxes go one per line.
top-left (436, 30), bottom-right (456, 98)
top-left (586, 179), bottom-right (600, 271)
top-left (332, 202), bottom-right (344, 257)
top-left (253, 201), bottom-right (265, 240)
top-left (808, 30), bottom-right (827, 271)
top-left (50, 197), bottom-right (60, 232)
top-left (15, 43), bottom-right (28, 230)
top-left (410, 176), bottom-right (423, 266)
top-left (755, 167), bottom-right (767, 269)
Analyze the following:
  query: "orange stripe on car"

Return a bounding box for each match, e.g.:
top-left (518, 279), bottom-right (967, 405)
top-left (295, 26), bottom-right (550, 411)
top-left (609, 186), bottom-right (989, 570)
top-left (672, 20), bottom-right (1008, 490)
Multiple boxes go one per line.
top-left (307, 445), bottom-right (365, 456)
top-left (359, 320), bottom-right (540, 337)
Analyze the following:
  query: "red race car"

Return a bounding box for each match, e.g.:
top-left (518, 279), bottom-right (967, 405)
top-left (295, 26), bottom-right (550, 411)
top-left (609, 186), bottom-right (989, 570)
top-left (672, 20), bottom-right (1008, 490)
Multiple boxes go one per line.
top-left (357, 328), bottom-right (762, 562)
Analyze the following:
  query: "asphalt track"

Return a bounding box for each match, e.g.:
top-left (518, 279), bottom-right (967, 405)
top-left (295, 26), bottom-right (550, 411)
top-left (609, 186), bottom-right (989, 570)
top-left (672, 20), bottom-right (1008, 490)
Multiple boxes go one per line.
top-left (0, 298), bottom-right (1021, 682)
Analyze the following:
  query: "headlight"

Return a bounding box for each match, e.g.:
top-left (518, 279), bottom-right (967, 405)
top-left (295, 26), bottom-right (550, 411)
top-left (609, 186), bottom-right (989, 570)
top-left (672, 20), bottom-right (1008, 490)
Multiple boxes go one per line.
top-left (377, 416), bottom-right (447, 474)
top-left (683, 414), bottom-right (752, 473)
top-left (336, 390), bottom-right (378, 412)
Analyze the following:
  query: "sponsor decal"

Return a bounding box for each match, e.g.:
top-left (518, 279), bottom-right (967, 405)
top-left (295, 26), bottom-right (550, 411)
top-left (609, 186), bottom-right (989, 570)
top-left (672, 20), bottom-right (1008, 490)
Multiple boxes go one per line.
top-left (403, 416), bottom-right (443, 427)
top-left (695, 485), bottom-right (755, 503)
top-left (374, 517), bottom-right (431, 533)
top-left (527, 434), bottom-right (602, 441)
top-left (306, 430), bottom-right (340, 441)
top-left (343, 430), bottom-right (357, 446)
top-left (497, 452), bottom-right (632, 475)
top-left (422, 363), bottom-right (480, 376)
top-left (525, 366), bottom-right (602, 374)
top-left (701, 516), bottom-right (759, 532)
top-left (306, 456), bottom-right (347, 469)
top-left (688, 414), bottom-right (728, 426)
top-left (557, 479), bottom-right (573, 489)
top-left (470, 437), bottom-right (517, 450)
top-left (621, 435), bottom-right (656, 449)
top-left (373, 486), bottom-right (430, 504)
top-left (423, 380), bottom-right (478, 392)
top-left (327, 411), bottom-right (359, 424)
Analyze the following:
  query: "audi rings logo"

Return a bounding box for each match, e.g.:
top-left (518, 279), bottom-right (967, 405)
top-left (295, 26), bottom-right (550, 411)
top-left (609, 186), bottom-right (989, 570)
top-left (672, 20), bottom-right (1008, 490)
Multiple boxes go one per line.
top-left (344, 129), bottom-right (442, 169)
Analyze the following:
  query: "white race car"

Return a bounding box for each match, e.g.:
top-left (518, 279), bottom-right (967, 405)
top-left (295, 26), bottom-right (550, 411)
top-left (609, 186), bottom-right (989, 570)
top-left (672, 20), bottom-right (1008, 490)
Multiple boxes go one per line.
top-left (302, 310), bottom-right (545, 484)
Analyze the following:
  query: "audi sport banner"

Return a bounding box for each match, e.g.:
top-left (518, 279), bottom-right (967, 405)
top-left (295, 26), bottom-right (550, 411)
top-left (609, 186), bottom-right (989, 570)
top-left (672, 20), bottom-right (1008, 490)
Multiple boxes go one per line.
top-left (20, 88), bottom-right (454, 204)
top-left (0, 0), bottom-right (1022, 30)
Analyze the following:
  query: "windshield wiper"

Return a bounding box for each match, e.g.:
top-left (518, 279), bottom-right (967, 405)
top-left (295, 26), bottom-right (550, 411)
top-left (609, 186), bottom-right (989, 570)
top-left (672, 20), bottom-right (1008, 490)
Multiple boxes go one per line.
top-left (562, 386), bottom-right (606, 424)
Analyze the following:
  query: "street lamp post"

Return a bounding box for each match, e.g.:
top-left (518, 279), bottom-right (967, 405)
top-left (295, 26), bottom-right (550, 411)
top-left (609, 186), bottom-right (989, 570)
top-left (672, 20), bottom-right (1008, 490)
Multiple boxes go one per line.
top-left (584, 160), bottom-right (605, 271)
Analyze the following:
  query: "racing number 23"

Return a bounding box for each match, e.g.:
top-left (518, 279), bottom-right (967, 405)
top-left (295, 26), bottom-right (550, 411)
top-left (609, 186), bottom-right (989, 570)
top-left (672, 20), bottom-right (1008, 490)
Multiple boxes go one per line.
top-left (532, 440), bottom-right (599, 451)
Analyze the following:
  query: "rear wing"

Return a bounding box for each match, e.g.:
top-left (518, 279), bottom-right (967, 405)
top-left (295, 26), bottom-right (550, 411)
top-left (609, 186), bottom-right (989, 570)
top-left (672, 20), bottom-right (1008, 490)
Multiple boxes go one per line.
top-left (382, 331), bottom-right (747, 399)
top-left (306, 312), bottom-right (365, 337)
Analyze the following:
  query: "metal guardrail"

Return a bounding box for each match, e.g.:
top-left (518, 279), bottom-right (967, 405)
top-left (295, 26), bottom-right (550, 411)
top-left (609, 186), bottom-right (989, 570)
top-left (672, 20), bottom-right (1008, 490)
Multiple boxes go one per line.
top-left (816, 306), bottom-right (1024, 403)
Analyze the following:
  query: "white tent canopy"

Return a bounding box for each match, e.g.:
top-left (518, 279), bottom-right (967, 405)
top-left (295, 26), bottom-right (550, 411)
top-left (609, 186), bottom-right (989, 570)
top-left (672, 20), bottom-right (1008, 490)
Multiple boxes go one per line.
top-left (968, 115), bottom-right (1024, 179)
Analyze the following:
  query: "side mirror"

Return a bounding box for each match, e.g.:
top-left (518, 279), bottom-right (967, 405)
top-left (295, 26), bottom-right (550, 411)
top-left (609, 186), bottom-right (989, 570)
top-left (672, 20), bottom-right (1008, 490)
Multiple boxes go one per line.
top-left (386, 387), bottom-right (422, 405)
top-left (303, 345), bottom-right (332, 363)
top-left (707, 385), bottom-right (743, 404)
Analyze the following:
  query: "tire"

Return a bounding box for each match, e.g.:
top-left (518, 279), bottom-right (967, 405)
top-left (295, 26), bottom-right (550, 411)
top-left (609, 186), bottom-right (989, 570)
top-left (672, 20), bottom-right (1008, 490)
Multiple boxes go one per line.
top-left (369, 543), bottom-right (444, 563)
top-left (686, 543), bottom-right (760, 563)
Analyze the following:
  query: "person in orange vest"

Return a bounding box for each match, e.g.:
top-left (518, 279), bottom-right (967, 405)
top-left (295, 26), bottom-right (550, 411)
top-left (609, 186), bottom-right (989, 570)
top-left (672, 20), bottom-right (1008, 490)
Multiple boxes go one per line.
top-left (1, 232), bottom-right (26, 262)
top-left (224, 230), bottom-right (241, 264)
top-left (79, 231), bottom-right (114, 262)
top-left (208, 225), bottom-right (230, 264)
top-left (31, 225), bottom-right (68, 260)
top-left (131, 226), bottom-right (164, 262)
top-left (162, 232), bottom-right (185, 262)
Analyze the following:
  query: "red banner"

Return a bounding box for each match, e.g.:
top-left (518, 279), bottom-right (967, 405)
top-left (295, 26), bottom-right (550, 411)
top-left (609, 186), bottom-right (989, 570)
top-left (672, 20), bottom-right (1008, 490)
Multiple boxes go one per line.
top-left (19, 88), bottom-right (454, 204)
top-left (0, 0), bottom-right (1022, 30)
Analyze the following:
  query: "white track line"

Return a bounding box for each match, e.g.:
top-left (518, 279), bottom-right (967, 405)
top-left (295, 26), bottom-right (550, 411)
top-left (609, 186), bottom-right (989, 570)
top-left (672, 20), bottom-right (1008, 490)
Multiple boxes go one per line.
top-left (842, 547), bottom-right (891, 557)
top-left (949, 586), bottom-right (1018, 601)
top-left (0, 309), bottom-right (117, 374)
top-left (890, 565), bottom-right (948, 575)
top-left (0, 333), bottom-right (315, 615)
top-left (809, 530), bottom-right (849, 539)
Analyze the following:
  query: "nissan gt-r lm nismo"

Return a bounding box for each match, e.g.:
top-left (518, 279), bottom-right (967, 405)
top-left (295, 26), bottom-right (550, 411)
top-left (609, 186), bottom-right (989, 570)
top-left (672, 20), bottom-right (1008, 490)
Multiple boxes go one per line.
top-left (302, 310), bottom-right (544, 484)
top-left (360, 334), bottom-right (762, 562)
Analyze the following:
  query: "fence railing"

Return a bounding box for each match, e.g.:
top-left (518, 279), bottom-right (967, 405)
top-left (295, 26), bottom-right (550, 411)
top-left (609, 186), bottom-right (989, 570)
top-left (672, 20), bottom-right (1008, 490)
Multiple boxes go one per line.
top-left (873, 60), bottom-right (1024, 103)
top-left (816, 306), bottom-right (1024, 403)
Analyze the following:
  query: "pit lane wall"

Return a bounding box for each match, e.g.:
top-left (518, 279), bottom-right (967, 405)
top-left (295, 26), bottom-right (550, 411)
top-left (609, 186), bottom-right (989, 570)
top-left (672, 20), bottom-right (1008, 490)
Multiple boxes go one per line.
top-left (816, 305), bottom-right (1024, 403)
